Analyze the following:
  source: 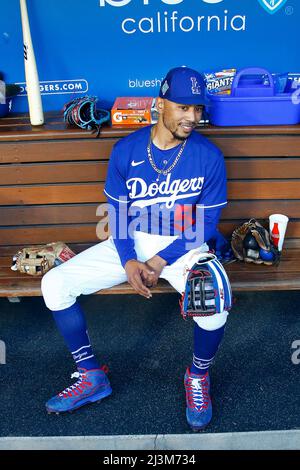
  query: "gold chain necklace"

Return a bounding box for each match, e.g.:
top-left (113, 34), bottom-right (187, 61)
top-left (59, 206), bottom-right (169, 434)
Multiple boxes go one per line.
top-left (147, 132), bottom-right (187, 182)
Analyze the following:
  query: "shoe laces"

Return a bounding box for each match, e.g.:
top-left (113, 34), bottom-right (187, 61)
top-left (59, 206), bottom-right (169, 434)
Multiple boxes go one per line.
top-left (59, 371), bottom-right (92, 398)
top-left (186, 373), bottom-right (210, 411)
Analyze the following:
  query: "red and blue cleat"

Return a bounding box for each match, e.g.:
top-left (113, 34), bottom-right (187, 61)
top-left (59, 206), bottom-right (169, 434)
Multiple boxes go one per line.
top-left (184, 368), bottom-right (212, 431)
top-left (46, 367), bottom-right (112, 414)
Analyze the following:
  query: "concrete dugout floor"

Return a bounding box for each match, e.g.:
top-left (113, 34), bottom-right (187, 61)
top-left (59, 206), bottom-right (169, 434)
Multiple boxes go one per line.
top-left (0, 291), bottom-right (299, 448)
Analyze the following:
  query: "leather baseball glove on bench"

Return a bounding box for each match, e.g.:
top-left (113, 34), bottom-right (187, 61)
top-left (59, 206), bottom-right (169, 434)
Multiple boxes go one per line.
top-left (11, 242), bottom-right (76, 276)
top-left (231, 219), bottom-right (280, 266)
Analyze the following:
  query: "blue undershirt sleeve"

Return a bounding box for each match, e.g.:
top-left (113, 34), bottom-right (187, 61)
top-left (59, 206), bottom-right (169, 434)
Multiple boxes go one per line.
top-left (104, 145), bottom-right (137, 268)
top-left (107, 198), bottom-right (137, 268)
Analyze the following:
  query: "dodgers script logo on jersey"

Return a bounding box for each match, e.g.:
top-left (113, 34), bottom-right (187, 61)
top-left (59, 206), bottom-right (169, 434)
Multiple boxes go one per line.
top-left (257, 0), bottom-right (287, 14)
top-left (127, 174), bottom-right (205, 209)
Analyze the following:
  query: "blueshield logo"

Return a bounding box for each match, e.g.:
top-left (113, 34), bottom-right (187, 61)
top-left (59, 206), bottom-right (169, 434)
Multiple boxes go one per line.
top-left (99, 0), bottom-right (225, 5)
top-left (258, 0), bottom-right (287, 14)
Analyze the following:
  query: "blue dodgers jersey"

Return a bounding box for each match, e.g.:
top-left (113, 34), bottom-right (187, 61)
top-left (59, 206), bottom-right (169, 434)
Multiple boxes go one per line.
top-left (104, 125), bottom-right (227, 239)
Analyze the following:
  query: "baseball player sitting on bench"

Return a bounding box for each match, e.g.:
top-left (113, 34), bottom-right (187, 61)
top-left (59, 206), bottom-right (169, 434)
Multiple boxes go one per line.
top-left (41, 66), bottom-right (231, 431)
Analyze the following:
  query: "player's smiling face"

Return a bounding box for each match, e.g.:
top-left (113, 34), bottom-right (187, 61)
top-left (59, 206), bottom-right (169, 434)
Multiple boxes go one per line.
top-left (159, 98), bottom-right (203, 141)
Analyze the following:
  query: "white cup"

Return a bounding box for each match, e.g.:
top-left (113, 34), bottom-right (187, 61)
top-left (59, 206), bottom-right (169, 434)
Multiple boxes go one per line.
top-left (269, 214), bottom-right (289, 251)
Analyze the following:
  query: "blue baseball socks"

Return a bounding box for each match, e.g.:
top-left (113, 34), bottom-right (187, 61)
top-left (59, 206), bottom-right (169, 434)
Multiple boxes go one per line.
top-left (51, 302), bottom-right (225, 375)
top-left (51, 301), bottom-right (101, 371)
top-left (190, 322), bottom-right (225, 375)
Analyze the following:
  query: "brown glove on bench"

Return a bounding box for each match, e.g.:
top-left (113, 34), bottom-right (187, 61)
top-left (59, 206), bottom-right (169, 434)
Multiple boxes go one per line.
top-left (11, 242), bottom-right (76, 276)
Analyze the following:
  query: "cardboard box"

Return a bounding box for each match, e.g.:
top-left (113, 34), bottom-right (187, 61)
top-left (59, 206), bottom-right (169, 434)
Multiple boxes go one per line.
top-left (111, 97), bottom-right (158, 126)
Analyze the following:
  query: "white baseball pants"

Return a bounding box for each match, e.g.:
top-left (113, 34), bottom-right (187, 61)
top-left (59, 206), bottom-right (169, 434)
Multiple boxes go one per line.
top-left (41, 231), bottom-right (229, 330)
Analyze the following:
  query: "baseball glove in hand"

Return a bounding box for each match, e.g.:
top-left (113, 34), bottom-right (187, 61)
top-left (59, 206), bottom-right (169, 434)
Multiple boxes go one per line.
top-left (231, 218), bottom-right (280, 265)
top-left (180, 253), bottom-right (232, 320)
top-left (11, 242), bottom-right (76, 276)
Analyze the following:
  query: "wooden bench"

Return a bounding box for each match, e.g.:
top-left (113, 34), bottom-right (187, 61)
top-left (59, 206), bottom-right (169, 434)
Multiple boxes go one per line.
top-left (0, 113), bottom-right (300, 297)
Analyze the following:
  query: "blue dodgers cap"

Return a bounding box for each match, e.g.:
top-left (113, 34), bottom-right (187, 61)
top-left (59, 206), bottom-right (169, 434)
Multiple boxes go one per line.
top-left (159, 66), bottom-right (209, 105)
